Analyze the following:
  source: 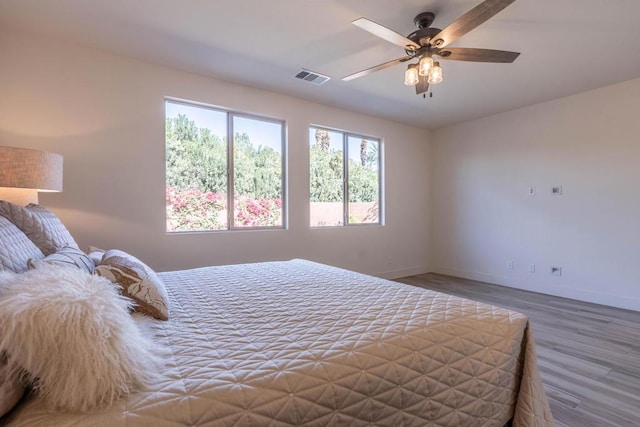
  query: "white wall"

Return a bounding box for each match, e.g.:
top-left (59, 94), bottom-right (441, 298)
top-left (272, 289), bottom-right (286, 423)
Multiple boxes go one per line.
top-left (432, 77), bottom-right (640, 311)
top-left (0, 30), bottom-right (432, 277)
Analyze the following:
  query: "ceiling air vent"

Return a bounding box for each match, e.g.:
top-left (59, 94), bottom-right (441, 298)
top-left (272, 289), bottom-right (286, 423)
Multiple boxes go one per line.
top-left (294, 69), bottom-right (331, 86)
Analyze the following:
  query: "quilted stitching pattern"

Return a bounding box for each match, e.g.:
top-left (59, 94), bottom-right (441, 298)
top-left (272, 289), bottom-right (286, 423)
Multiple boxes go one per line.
top-left (0, 216), bottom-right (44, 273)
top-left (513, 325), bottom-right (554, 426)
top-left (6, 260), bottom-right (552, 426)
top-left (0, 201), bottom-right (78, 256)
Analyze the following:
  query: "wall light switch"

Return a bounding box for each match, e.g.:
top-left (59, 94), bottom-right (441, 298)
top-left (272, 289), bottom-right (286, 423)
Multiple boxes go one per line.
top-left (529, 186), bottom-right (536, 196)
top-left (529, 263), bottom-right (535, 273)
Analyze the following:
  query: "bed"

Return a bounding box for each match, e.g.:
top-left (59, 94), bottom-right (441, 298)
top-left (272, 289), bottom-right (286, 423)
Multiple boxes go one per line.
top-left (5, 258), bottom-right (553, 426)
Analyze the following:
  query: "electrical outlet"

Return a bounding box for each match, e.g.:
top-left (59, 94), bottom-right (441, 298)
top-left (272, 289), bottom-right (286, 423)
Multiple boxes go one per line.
top-left (552, 186), bottom-right (563, 195)
top-left (529, 263), bottom-right (535, 273)
top-left (508, 260), bottom-right (514, 270)
top-left (551, 266), bottom-right (562, 276)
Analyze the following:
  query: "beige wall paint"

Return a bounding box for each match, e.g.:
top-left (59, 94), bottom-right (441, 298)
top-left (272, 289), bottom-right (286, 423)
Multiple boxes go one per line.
top-left (432, 77), bottom-right (640, 311)
top-left (0, 30), bottom-right (432, 277)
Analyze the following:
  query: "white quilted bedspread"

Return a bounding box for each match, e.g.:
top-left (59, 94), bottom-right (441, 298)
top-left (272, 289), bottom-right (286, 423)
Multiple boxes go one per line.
top-left (6, 260), bottom-right (553, 426)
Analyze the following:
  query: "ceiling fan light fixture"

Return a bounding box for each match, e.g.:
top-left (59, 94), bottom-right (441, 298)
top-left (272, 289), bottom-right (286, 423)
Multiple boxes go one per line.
top-left (428, 62), bottom-right (443, 84)
top-left (418, 56), bottom-right (433, 76)
top-left (404, 64), bottom-right (419, 86)
top-left (344, 0), bottom-right (521, 96)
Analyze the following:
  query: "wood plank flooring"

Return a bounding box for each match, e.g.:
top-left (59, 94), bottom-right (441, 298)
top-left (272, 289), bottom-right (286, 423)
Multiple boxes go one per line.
top-left (395, 273), bottom-right (640, 427)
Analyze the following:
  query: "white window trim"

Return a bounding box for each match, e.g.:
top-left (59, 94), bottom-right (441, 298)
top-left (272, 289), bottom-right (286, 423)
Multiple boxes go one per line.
top-left (165, 98), bottom-right (287, 232)
top-left (309, 125), bottom-right (384, 228)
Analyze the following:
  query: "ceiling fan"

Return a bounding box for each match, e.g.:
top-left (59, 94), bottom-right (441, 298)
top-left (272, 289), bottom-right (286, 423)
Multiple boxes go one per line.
top-left (342, 0), bottom-right (520, 96)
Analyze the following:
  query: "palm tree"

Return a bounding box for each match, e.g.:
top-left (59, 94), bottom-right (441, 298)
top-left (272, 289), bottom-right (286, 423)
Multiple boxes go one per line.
top-left (315, 129), bottom-right (330, 152)
top-left (360, 139), bottom-right (368, 167)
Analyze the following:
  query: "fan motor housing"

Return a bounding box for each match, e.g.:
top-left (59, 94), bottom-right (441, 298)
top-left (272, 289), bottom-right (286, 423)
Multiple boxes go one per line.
top-left (408, 12), bottom-right (442, 47)
top-left (413, 12), bottom-right (435, 29)
top-left (408, 27), bottom-right (441, 47)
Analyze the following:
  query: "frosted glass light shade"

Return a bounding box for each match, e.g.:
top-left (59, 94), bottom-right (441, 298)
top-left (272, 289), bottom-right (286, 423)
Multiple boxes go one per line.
top-left (418, 56), bottom-right (433, 76)
top-left (428, 62), bottom-right (443, 84)
top-left (0, 146), bottom-right (63, 204)
top-left (404, 64), bottom-right (419, 86)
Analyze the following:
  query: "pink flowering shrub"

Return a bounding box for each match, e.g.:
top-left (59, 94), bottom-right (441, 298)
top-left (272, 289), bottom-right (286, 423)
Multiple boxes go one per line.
top-left (166, 187), bottom-right (281, 231)
top-left (166, 186), bottom-right (226, 232)
top-left (234, 196), bottom-right (282, 227)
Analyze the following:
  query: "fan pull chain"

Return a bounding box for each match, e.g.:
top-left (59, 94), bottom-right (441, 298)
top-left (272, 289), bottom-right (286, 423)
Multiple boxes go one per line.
top-left (421, 90), bottom-right (434, 100)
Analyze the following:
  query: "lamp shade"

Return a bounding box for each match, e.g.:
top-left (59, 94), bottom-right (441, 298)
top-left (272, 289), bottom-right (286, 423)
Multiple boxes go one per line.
top-left (0, 146), bottom-right (63, 204)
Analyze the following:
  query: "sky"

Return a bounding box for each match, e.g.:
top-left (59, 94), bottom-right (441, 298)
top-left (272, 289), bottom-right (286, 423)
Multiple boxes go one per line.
top-left (166, 101), bottom-right (282, 152)
top-left (309, 127), bottom-right (378, 164)
top-left (166, 100), bottom-right (379, 161)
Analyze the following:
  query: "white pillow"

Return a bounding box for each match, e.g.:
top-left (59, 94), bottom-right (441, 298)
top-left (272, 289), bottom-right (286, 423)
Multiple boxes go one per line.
top-left (28, 245), bottom-right (95, 273)
top-left (0, 216), bottom-right (44, 273)
top-left (0, 265), bottom-right (163, 412)
top-left (0, 201), bottom-right (79, 256)
top-left (87, 246), bottom-right (106, 265)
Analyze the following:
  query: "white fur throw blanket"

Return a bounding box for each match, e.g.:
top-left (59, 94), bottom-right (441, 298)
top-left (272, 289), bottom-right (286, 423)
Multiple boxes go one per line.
top-left (0, 265), bottom-right (162, 412)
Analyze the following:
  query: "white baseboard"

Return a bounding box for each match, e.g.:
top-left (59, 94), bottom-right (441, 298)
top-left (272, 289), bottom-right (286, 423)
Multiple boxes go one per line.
top-left (375, 266), bottom-right (430, 280)
top-left (433, 267), bottom-right (640, 312)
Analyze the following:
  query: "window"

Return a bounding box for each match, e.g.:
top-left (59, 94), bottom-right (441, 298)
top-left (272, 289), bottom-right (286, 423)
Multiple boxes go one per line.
top-left (165, 100), bottom-right (285, 232)
top-left (309, 126), bottom-right (382, 227)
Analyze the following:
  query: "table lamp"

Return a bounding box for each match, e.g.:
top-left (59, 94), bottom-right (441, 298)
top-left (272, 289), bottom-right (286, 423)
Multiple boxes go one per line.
top-left (0, 146), bottom-right (63, 205)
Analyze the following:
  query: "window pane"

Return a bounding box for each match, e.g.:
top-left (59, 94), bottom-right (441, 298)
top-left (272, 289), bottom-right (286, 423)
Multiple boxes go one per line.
top-left (165, 101), bottom-right (228, 232)
top-left (347, 136), bottom-right (379, 224)
top-left (310, 127), bottom-right (344, 227)
top-left (233, 116), bottom-right (283, 228)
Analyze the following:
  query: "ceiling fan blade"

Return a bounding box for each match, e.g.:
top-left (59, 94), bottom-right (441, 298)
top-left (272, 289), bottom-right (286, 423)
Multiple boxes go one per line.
top-left (439, 47), bottom-right (520, 63)
top-left (342, 56), bottom-right (412, 81)
top-left (415, 75), bottom-right (429, 95)
top-left (430, 0), bottom-right (516, 49)
top-left (353, 18), bottom-right (420, 50)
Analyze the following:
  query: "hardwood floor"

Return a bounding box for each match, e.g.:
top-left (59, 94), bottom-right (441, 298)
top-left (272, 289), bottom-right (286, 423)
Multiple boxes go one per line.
top-left (395, 273), bottom-right (640, 427)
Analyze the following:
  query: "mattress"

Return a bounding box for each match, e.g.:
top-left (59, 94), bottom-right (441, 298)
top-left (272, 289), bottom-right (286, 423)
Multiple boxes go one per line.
top-left (6, 259), bottom-right (553, 426)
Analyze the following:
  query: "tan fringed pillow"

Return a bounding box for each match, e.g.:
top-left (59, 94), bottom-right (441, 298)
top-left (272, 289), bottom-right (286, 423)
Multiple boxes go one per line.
top-left (95, 250), bottom-right (169, 321)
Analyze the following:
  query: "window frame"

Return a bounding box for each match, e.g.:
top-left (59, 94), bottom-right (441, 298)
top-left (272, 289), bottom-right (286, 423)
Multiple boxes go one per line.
top-left (309, 125), bottom-right (383, 228)
top-left (165, 98), bottom-right (287, 232)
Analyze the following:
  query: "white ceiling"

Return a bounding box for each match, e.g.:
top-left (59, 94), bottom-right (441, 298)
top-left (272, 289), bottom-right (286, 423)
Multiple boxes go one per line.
top-left (2, 0), bottom-right (640, 130)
